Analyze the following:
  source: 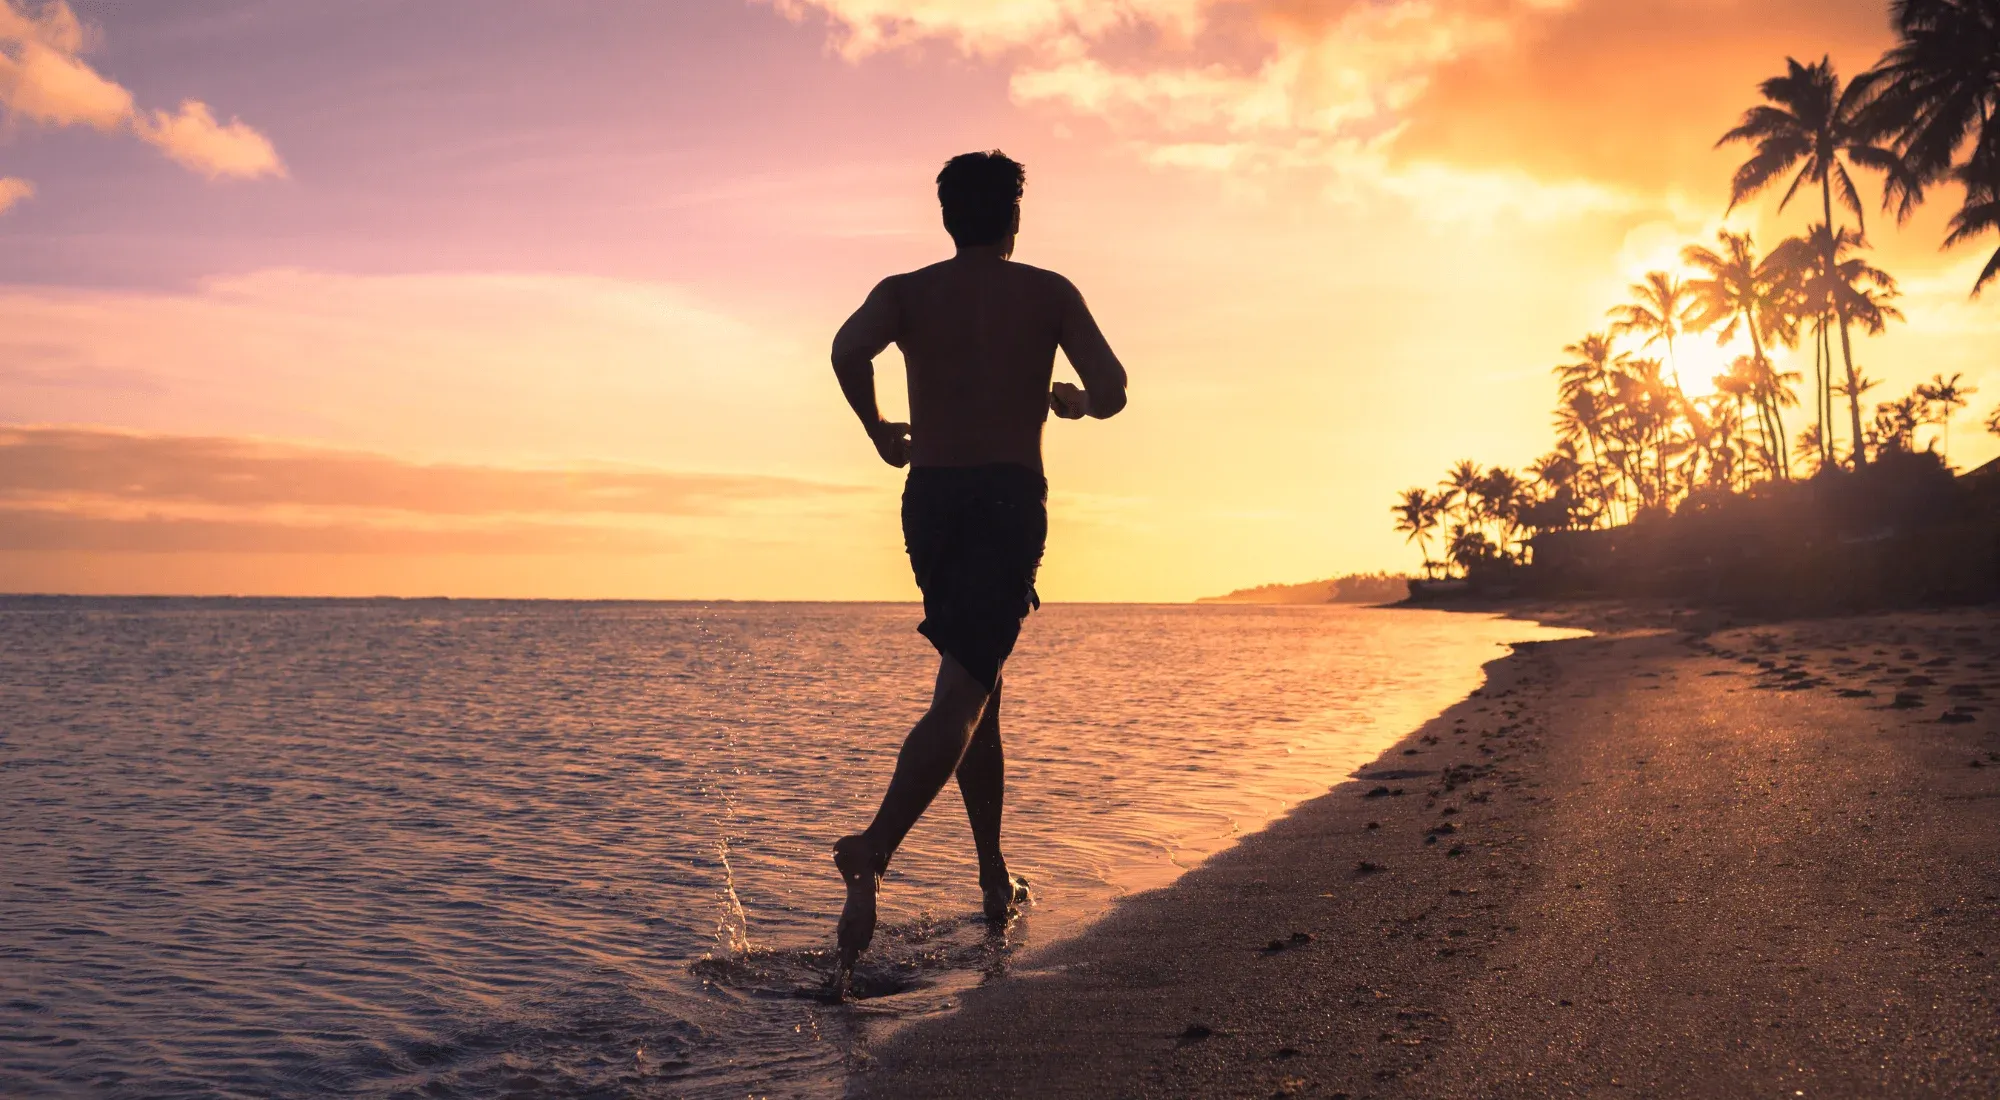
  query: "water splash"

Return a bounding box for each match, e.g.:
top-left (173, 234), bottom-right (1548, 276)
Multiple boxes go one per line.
top-left (714, 839), bottom-right (752, 957)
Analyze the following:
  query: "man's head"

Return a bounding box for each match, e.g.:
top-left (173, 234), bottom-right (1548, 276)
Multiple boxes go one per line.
top-left (937, 151), bottom-right (1024, 253)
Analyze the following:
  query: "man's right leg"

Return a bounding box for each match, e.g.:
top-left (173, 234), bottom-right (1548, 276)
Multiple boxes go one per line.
top-left (835, 654), bottom-right (991, 972)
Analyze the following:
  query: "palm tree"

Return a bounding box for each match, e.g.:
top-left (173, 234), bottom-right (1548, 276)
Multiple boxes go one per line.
top-left (1749, 355), bottom-right (1804, 479)
top-left (1608, 273), bottom-right (1698, 398)
top-left (1523, 448), bottom-right (1590, 536)
top-left (1764, 229), bottom-right (1836, 467)
top-left (1835, 370), bottom-right (1883, 460)
top-left (1446, 525), bottom-right (1496, 577)
top-left (1717, 354), bottom-right (1790, 482)
top-left (1607, 357), bottom-right (1680, 510)
top-left (1478, 467), bottom-right (1529, 558)
top-left (1553, 333), bottom-right (1629, 518)
top-left (1685, 231), bottom-right (1797, 478)
top-left (1864, 0), bottom-right (2000, 294)
top-left (1915, 372), bottom-right (1977, 462)
top-left (1554, 333), bottom-right (1625, 404)
top-left (1441, 460), bottom-right (1482, 535)
top-left (1393, 488), bottom-right (1444, 578)
top-left (1691, 394), bottom-right (1743, 491)
top-left (1874, 393), bottom-right (1927, 455)
top-left (1553, 390), bottom-right (1619, 524)
top-left (1721, 56), bottom-right (1918, 467)
top-left (1793, 424), bottom-right (1829, 476)
top-left (1768, 224), bottom-right (1902, 465)
top-left (1943, 160), bottom-right (2000, 295)
top-left (1721, 56), bottom-right (1919, 241)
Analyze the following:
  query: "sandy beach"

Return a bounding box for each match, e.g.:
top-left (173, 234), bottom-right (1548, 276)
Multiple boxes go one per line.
top-left (859, 604), bottom-right (2000, 1098)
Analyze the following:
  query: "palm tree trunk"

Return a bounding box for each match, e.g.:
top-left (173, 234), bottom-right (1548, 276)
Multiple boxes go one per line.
top-left (1746, 313), bottom-right (1786, 482)
top-left (1581, 430), bottom-right (1615, 528)
top-left (1813, 317), bottom-right (1829, 470)
top-left (1769, 398), bottom-right (1788, 477)
top-left (1759, 399), bottom-right (1778, 478)
top-left (1735, 396), bottom-right (1750, 491)
top-left (1822, 323), bottom-right (1835, 466)
top-left (1823, 171), bottom-right (1867, 468)
top-left (1838, 308), bottom-right (1865, 467)
top-left (1666, 332), bottom-right (1687, 402)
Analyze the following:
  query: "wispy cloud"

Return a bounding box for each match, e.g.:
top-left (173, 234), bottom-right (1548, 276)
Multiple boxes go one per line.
top-left (0, 269), bottom-right (842, 475)
top-left (0, 425), bottom-right (866, 555)
top-left (0, 508), bottom-right (686, 556)
top-left (0, 0), bottom-right (284, 205)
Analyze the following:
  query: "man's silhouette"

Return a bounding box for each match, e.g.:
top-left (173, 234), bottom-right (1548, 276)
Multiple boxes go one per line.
top-left (828, 150), bottom-right (1128, 978)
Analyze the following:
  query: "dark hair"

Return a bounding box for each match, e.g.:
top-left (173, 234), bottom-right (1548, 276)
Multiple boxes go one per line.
top-left (937, 151), bottom-right (1024, 248)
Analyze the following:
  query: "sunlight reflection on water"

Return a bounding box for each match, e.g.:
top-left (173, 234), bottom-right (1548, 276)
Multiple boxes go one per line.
top-left (0, 599), bottom-right (1578, 1098)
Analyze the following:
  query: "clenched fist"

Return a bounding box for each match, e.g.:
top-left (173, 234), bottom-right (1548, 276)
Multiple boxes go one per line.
top-left (1050, 382), bottom-right (1090, 420)
top-left (868, 420), bottom-right (911, 467)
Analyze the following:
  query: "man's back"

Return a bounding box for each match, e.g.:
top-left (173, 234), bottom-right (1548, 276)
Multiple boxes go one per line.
top-left (833, 254), bottom-right (1125, 471)
top-left (824, 149), bottom-right (1127, 987)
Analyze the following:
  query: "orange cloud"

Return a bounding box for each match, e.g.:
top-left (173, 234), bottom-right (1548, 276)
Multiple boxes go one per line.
top-left (135, 99), bottom-right (286, 180)
top-left (0, 176), bottom-right (30, 212)
top-left (0, 0), bottom-right (284, 202)
top-left (769, 0), bottom-right (1903, 217)
top-left (0, 34), bottom-right (130, 127)
top-left (0, 425), bottom-right (865, 555)
top-left (770, 0), bottom-right (1644, 215)
top-left (1396, 0), bottom-right (1894, 200)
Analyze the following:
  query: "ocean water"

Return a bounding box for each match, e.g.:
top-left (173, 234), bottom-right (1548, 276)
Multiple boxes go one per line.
top-left (0, 598), bottom-right (1577, 1098)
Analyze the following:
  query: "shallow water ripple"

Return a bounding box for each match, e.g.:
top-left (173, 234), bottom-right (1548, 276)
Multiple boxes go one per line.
top-left (0, 599), bottom-right (1572, 1097)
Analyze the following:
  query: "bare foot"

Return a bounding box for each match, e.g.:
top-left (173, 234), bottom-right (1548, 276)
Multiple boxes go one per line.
top-left (833, 834), bottom-right (882, 978)
top-left (982, 873), bottom-right (1031, 923)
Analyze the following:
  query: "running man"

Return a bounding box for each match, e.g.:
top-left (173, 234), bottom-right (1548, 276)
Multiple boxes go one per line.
top-left (828, 150), bottom-right (1129, 978)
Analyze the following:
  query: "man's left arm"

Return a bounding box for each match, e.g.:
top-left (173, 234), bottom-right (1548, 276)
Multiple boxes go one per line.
top-left (1051, 276), bottom-right (1128, 420)
top-left (831, 277), bottom-right (909, 467)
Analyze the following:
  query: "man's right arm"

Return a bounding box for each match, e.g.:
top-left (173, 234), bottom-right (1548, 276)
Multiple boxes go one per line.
top-left (1053, 277), bottom-right (1128, 419)
top-left (831, 277), bottom-right (910, 467)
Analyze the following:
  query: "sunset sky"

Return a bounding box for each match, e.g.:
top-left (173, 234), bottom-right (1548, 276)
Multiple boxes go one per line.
top-left (2, 0), bottom-right (1994, 601)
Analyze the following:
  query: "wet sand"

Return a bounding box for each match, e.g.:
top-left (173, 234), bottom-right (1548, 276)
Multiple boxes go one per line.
top-left (859, 604), bottom-right (2000, 1098)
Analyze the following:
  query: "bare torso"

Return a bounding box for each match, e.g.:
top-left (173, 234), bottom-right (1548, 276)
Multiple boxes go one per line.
top-left (832, 254), bottom-right (1125, 472)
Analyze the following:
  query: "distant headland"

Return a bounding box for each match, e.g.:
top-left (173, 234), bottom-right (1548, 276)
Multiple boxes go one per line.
top-left (1196, 572), bottom-right (1411, 605)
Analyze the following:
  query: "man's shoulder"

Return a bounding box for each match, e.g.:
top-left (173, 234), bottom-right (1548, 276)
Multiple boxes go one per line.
top-left (1004, 261), bottom-right (1077, 291)
top-left (891, 259), bottom-right (1080, 303)
top-left (1002, 263), bottom-right (1086, 313)
top-left (876, 261), bottom-right (948, 294)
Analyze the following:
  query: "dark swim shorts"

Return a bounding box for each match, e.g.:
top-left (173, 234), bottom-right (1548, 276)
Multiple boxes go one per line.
top-left (901, 463), bottom-right (1048, 693)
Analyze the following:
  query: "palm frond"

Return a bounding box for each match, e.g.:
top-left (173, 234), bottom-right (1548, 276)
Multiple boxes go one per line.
top-left (1833, 160), bottom-right (1868, 231)
top-left (1728, 143), bottom-right (1809, 209)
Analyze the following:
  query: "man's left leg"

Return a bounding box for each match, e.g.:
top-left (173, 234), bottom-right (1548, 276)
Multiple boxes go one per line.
top-left (954, 677), bottom-right (1029, 920)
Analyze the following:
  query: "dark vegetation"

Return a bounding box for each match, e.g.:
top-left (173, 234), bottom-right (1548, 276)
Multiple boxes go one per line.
top-left (1394, 1), bottom-right (2000, 612)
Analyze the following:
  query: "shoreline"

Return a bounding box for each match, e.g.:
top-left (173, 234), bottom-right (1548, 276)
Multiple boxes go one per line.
top-left (858, 601), bottom-right (2000, 1097)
